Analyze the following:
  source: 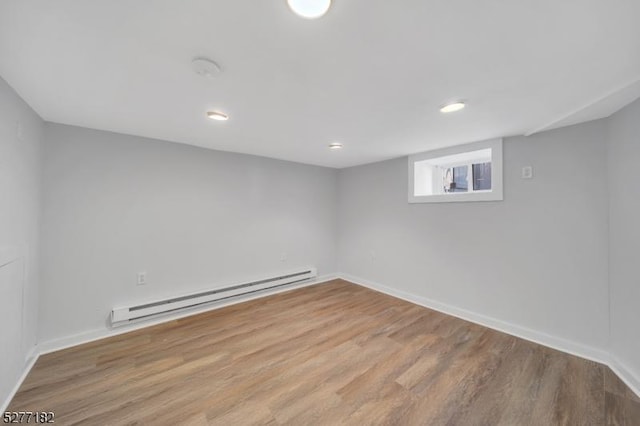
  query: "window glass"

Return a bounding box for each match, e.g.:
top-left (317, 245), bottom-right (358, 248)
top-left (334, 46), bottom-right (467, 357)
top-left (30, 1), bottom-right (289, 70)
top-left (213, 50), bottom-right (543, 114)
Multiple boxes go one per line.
top-left (472, 162), bottom-right (491, 191)
top-left (408, 138), bottom-right (503, 203)
top-left (445, 166), bottom-right (468, 192)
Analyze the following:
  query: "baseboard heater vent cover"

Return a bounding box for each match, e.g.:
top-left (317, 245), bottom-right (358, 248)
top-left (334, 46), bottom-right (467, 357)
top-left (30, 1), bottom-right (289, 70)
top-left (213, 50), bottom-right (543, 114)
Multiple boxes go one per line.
top-left (111, 267), bottom-right (317, 326)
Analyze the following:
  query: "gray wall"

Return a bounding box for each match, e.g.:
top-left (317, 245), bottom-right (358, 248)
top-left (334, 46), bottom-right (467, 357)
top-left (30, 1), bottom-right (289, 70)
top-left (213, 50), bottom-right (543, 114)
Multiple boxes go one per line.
top-left (40, 124), bottom-right (338, 343)
top-left (4, 72), bottom-right (638, 394)
top-left (337, 121), bottom-right (610, 353)
top-left (0, 77), bottom-right (43, 406)
top-left (608, 98), bottom-right (640, 388)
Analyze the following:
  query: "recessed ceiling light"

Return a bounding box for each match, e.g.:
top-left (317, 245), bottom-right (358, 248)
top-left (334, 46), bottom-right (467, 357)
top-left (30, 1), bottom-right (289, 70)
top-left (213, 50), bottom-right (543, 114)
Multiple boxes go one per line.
top-left (440, 102), bottom-right (466, 113)
top-left (287, 0), bottom-right (331, 19)
top-left (329, 142), bottom-right (343, 150)
top-left (207, 111), bottom-right (229, 121)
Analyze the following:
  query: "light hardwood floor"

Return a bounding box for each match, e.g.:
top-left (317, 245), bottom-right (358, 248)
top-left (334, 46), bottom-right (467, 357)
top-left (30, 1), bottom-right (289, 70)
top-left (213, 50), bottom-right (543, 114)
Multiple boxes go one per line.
top-left (9, 280), bottom-right (640, 425)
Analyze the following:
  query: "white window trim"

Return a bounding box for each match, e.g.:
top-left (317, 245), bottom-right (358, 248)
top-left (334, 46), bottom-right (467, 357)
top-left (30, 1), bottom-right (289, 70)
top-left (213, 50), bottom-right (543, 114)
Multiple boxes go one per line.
top-left (408, 138), bottom-right (503, 203)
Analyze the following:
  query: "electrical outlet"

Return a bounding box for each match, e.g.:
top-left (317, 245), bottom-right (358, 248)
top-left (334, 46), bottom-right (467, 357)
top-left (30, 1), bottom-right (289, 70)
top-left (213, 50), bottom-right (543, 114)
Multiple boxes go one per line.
top-left (280, 252), bottom-right (287, 262)
top-left (137, 272), bottom-right (147, 285)
top-left (522, 166), bottom-right (533, 179)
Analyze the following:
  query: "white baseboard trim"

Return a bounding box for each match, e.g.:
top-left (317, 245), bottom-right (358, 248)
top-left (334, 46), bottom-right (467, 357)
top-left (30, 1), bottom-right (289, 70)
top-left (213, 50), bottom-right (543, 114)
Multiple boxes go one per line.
top-left (338, 273), bottom-right (640, 398)
top-left (338, 273), bottom-right (610, 363)
top-left (37, 273), bottom-right (338, 356)
top-left (609, 356), bottom-right (640, 399)
top-left (9, 273), bottom-right (640, 404)
top-left (1, 346), bottom-right (40, 414)
top-left (6, 274), bottom-right (340, 410)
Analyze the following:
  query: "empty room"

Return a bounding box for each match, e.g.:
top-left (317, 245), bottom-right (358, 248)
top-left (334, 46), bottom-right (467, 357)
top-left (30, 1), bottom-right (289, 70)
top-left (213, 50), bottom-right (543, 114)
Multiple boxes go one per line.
top-left (1, 1), bottom-right (640, 425)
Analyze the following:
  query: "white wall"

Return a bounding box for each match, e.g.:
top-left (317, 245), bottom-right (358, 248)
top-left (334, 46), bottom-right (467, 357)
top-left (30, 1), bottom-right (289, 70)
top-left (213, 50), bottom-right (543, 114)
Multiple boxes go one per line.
top-left (39, 124), bottom-right (338, 344)
top-left (608, 98), bottom-right (640, 390)
top-left (0, 76), bottom-right (43, 406)
top-left (3, 73), bottom-right (636, 397)
top-left (337, 120), bottom-right (610, 356)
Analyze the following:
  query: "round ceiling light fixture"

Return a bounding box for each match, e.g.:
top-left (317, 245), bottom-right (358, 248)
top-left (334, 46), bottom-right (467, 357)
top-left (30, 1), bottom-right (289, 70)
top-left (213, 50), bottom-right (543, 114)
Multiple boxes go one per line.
top-left (440, 102), bottom-right (466, 113)
top-left (287, 0), bottom-right (331, 19)
top-left (192, 57), bottom-right (221, 78)
top-left (329, 142), bottom-right (343, 150)
top-left (207, 111), bottom-right (229, 121)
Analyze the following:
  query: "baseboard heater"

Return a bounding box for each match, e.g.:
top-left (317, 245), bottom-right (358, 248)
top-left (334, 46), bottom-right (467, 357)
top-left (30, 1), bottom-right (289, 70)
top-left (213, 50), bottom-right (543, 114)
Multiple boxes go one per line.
top-left (111, 267), bottom-right (317, 326)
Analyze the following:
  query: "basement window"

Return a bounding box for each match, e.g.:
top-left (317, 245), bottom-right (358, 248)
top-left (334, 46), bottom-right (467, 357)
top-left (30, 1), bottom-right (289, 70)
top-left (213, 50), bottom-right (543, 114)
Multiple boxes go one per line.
top-left (408, 138), bottom-right (503, 203)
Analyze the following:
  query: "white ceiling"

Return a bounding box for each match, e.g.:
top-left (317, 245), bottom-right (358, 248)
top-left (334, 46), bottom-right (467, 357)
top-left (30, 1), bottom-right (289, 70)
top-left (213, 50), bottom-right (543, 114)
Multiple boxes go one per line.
top-left (1, 0), bottom-right (639, 168)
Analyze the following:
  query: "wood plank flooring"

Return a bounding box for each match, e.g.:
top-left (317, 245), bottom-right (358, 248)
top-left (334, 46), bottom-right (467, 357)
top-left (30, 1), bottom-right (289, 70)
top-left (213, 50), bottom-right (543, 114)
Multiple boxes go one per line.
top-left (9, 280), bottom-right (640, 425)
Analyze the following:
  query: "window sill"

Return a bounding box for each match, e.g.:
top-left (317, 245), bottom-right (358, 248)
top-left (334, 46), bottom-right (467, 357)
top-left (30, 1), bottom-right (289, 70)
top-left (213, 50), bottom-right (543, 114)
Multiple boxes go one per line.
top-left (409, 191), bottom-right (503, 203)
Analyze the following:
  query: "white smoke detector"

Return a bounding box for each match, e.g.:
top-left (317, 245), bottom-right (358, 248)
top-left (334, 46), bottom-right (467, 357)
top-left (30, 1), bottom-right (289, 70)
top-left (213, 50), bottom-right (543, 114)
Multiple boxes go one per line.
top-left (192, 57), bottom-right (222, 78)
